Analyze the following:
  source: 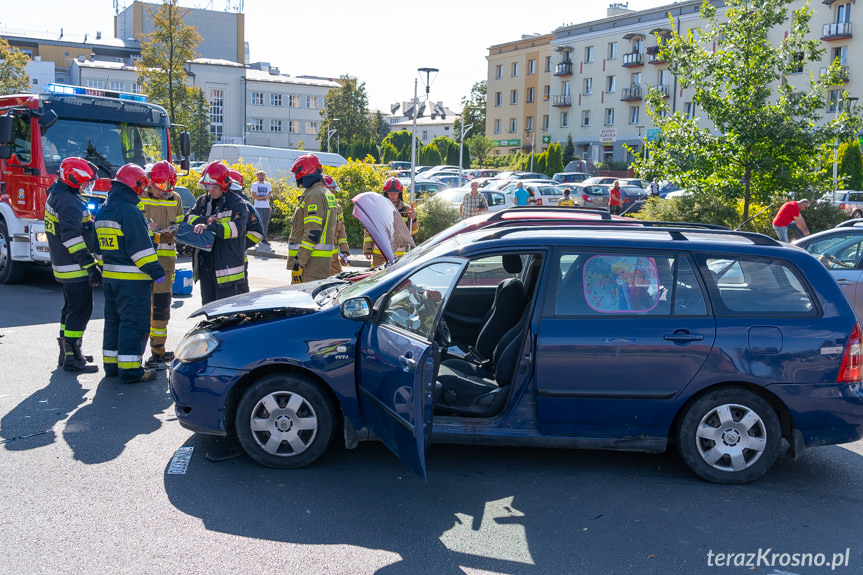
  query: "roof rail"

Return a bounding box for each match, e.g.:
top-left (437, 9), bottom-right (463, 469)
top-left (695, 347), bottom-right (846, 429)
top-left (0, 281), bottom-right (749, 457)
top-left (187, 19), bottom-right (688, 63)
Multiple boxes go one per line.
top-left (836, 218), bottom-right (863, 228)
top-left (487, 206), bottom-right (613, 221)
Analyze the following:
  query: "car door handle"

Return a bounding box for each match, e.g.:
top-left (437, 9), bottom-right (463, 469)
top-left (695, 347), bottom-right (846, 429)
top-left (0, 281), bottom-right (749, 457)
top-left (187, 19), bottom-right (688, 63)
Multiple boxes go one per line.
top-left (836, 279), bottom-right (855, 285)
top-left (663, 333), bottom-right (704, 342)
top-left (399, 354), bottom-right (417, 371)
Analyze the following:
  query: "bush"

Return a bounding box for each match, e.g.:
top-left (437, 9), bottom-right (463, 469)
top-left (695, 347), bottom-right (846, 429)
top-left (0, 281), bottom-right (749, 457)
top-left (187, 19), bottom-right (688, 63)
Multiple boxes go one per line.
top-left (414, 197), bottom-right (460, 244)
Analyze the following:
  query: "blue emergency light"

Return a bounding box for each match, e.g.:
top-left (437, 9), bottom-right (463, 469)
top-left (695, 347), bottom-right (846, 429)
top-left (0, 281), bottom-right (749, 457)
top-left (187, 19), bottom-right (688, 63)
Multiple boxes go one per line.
top-left (45, 83), bottom-right (148, 103)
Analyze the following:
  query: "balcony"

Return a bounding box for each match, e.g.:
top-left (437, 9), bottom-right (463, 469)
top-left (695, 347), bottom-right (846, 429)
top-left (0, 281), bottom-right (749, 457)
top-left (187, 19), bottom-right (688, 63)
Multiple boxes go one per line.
top-left (554, 61), bottom-right (573, 76)
top-left (621, 86), bottom-right (642, 101)
top-left (651, 84), bottom-right (670, 98)
top-left (552, 95), bottom-right (572, 107)
top-left (622, 52), bottom-right (644, 67)
top-left (822, 21), bottom-right (852, 40)
top-left (820, 65), bottom-right (850, 85)
top-left (647, 46), bottom-right (665, 64)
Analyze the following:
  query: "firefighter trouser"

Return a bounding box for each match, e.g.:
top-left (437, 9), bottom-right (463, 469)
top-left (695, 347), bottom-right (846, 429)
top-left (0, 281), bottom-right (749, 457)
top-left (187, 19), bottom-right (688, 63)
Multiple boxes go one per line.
top-left (330, 254), bottom-right (342, 276)
top-left (59, 280), bottom-right (93, 345)
top-left (103, 281), bottom-right (152, 383)
top-left (239, 256), bottom-right (250, 295)
top-left (149, 255), bottom-right (175, 355)
top-left (200, 276), bottom-right (241, 305)
top-left (300, 255), bottom-right (334, 283)
top-left (371, 253), bottom-right (387, 268)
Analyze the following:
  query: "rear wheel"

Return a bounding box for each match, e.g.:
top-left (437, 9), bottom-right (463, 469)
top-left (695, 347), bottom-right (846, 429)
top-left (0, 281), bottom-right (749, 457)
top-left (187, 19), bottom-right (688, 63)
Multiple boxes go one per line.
top-left (235, 373), bottom-right (336, 469)
top-left (0, 221), bottom-right (26, 284)
top-left (676, 387), bottom-right (781, 484)
top-left (852, 210), bottom-right (862, 219)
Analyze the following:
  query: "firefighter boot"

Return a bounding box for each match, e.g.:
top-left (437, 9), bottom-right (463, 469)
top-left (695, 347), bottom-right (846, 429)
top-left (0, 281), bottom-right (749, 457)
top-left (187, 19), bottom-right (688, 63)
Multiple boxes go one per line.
top-left (145, 353), bottom-right (171, 370)
top-left (62, 339), bottom-right (99, 373)
top-left (57, 337), bottom-right (65, 368)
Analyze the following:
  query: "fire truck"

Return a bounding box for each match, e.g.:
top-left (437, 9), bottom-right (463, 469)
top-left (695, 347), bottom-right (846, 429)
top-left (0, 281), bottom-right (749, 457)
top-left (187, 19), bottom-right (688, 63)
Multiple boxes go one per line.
top-left (0, 83), bottom-right (190, 284)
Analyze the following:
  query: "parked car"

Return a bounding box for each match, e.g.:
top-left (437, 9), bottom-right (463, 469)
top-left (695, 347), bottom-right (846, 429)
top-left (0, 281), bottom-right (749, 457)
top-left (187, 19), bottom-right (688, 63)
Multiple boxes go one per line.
top-left (570, 183), bottom-right (610, 209)
top-left (664, 189), bottom-right (691, 199)
top-left (793, 220), bottom-right (863, 319)
top-left (464, 169), bottom-right (500, 179)
top-left (485, 172), bottom-right (550, 190)
top-left (397, 179), bottom-right (448, 202)
top-left (170, 222), bottom-right (863, 484)
top-left (388, 161), bottom-right (412, 171)
top-left (429, 174), bottom-right (470, 188)
top-left (430, 187), bottom-right (509, 213)
top-left (831, 190), bottom-right (863, 218)
top-left (553, 172), bottom-right (591, 184)
top-left (597, 184), bottom-right (649, 213)
top-left (619, 178), bottom-right (651, 189)
top-left (583, 176), bottom-right (619, 185)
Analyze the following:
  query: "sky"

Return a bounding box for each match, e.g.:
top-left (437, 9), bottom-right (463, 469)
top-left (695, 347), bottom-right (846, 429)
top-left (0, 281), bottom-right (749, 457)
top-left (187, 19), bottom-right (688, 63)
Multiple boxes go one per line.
top-left (4, 0), bottom-right (669, 112)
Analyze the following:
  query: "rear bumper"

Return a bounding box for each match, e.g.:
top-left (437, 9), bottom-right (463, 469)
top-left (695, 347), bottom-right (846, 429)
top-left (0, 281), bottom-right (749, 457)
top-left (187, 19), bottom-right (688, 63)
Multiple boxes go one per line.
top-left (770, 382), bottom-right (863, 447)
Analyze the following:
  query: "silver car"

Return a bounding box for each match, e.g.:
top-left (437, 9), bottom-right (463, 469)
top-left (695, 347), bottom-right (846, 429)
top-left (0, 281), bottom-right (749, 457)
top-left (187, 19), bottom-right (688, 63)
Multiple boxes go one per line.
top-left (570, 183), bottom-right (610, 209)
top-left (832, 190), bottom-right (863, 219)
top-left (794, 221), bottom-right (863, 319)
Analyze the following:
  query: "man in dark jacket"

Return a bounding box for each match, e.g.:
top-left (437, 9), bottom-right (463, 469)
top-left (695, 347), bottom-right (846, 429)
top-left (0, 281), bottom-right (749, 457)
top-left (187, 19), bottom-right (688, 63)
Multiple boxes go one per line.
top-left (45, 157), bottom-right (102, 373)
top-left (95, 164), bottom-right (165, 383)
top-left (186, 162), bottom-right (248, 304)
top-left (227, 169), bottom-right (263, 294)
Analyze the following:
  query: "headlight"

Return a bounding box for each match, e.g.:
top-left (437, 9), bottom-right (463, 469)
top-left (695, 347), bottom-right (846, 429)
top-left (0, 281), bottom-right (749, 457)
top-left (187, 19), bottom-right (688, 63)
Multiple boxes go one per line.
top-left (35, 232), bottom-right (48, 243)
top-left (174, 331), bottom-right (220, 362)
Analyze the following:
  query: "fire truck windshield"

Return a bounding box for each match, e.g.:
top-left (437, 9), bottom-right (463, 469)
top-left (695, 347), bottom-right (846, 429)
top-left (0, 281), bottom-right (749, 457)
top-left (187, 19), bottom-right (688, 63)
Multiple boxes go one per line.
top-left (41, 119), bottom-right (168, 177)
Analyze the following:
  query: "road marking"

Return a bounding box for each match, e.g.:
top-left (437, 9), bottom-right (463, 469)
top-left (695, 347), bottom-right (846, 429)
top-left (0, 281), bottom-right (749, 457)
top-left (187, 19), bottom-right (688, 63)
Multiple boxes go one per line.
top-left (167, 446), bottom-right (194, 474)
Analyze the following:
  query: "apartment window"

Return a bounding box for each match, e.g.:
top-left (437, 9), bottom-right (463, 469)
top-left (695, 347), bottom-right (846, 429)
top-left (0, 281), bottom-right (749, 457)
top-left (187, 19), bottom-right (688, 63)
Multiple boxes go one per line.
top-left (603, 145), bottom-right (614, 163)
top-left (131, 83), bottom-right (142, 94)
top-left (832, 46), bottom-right (848, 66)
top-left (630, 106), bottom-right (639, 124)
top-left (509, 118), bottom-right (518, 133)
top-left (684, 102), bottom-right (695, 119)
top-left (790, 52), bottom-right (804, 74)
top-left (545, 56), bottom-right (552, 72)
top-left (605, 108), bottom-right (615, 125)
top-left (633, 38), bottom-right (644, 53)
top-left (250, 118), bottom-right (264, 132)
top-left (306, 121), bottom-right (318, 134)
top-left (209, 87), bottom-right (224, 140)
top-left (582, 110), bottom-right (591, 126)
top-left (528, 59), bottom-right (536, 75)
top-left (110, 81), bottom-right (123, 91)
top-left (829, 89), bottom-right (842, 112)
top-left (527, 87), bottom-right (535, 103)
top-left (270, 93), bottom-right (282, 106)
top-left (585, 46), bottom-right (594, 63)
top-left (87, 80), bottom-right (104, 89)
top-left (608, 42), bottom-right (618, 60)
top-left (526, 116), bottom-right (534, 132)
top-left (270, 119), bottom-right (282, 132)
top-left (251, 91), bottom-right (264, 105)
top-left (288, 95), bottom-right (300, 108)
top-left (543, 114), bottom-right (549, 130)
top-left (631, 72), bottom-right (642, 86)
top-left (494, 119), bottom-right (501, 134)
top-left (543, 85), bottom-right (550, 101)
top-left (511, 89), bottom-right (518, 105)
top-left (564, 80), bottom-right (571, 96)
top-left (496, 65), bottom-right (503, 79)
top-left (495, 91), bottom-right (502, 106)
top-left (512, 62), bottom-right (519, 77)
top-left (607, 75), bottom-right (616, 93)
top-left (837, 3), bottom-right (851, 23)
top-left (584, 77), bottom-right (593, 95)
top-left (289, 120), bottom-right (300, 134)
top-left (561, 111), bottom-right (569, 128)
top-left (658, 69), bottom-right (670, 86)
top-left (306, 96), bottom-right (319, 109)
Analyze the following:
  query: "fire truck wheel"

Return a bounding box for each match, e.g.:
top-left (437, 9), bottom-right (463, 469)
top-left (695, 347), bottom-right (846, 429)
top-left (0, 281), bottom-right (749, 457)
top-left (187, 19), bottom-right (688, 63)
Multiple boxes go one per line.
top-left (0, 221), bottom-right (26, 284)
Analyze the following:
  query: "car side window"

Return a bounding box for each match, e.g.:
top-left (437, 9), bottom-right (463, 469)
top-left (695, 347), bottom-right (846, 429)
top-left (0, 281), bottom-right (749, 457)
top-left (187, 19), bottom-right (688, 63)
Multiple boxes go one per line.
top-left (381, 262), bottom-right (461, 341)
top-left (697, 255), bottom-right (816, 317)
top-left (803, 233), bottom-right (863, 270)
top-left (459, 254), bottom-right (525, 287)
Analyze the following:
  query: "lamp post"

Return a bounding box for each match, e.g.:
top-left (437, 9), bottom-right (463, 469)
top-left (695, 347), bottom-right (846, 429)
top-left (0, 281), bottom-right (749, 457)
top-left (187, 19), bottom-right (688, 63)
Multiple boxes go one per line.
top-left (243, 122), bottom-right (254, 144)
top-left (459, 115), bottom-right (474, 185)
top-left (833, 96), bottom-right (858, 192)
top-left (410, 67), bottom-right (438, 205)
top-left (636, 125), bottom-right (646, 165)
top-left (525, 129), bottom-right (536, 172)
top-left (327, 118), bottom-right (340, 153)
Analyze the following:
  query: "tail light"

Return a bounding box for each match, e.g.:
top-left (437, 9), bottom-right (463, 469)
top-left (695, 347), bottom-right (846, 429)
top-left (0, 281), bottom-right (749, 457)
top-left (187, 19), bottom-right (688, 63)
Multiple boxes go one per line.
top-left (582, 194), bottom-right (592, 203)
top-left (838, 323), bottom-right (863, 383)
top-left (840, 203), bottom-right (847, 210)
top-left (536, 198), bottom-right (543, 205)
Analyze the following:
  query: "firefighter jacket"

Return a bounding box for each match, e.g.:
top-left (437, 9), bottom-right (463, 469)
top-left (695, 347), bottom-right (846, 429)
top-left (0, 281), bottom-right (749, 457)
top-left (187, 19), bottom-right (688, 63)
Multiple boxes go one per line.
top-left (45, 181), bottom-right (99, 283)
top-left (363, 199), bottom-right (418, 259)
top-left (138, 189), bottom-right (184, 258)
top-left (335, 204), bottom-right (349, 255)
top-left (95, 183), bottom-right (165, 284)
top-left (238, 193), bottom-right (264, 249)
top-left (186, 190), bottom-right (248, 286)
top-left (288, 181), bottom-right (338, 273)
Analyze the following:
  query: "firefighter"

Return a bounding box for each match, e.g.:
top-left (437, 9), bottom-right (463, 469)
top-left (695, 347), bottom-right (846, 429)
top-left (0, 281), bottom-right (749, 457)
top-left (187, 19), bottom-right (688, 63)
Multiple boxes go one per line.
top-left (227, 168), bottom-right (263, 294)
top-left (139, 161), bottom-right (184, 369)
top-left (45, 157), bottom-right (101, 373)
top-left (186, 162), bottom-right (248, 304)
top-left (96, 164), bottom-right (165, 383)
top-left (363, 177), bottom-right (418, 267)
top-left (323, 175), bottom-right (351, 275)
top-left (287, 154), bottom-right (339, 283)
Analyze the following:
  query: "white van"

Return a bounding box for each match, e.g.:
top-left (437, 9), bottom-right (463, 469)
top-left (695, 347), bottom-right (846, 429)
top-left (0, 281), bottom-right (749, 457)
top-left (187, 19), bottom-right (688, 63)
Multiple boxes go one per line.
top-left (208, 144), bottom-right (347, 180)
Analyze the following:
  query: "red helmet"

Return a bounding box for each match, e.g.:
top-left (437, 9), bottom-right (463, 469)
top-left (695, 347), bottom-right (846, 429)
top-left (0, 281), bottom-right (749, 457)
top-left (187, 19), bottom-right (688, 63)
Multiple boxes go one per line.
top-left (383, 177), bottom-right (403, 193)
top-left (59, 157), bottom-right (97, 189)
top-left (228, 169), bottom-right (244, 192)
top-left (322, 175), bottom-right (340, 192)
top-left (114, 164), bottom-right (149, 196)
top-left (199, 161), bottom-right (232, 191)
top-left (290, 153), bottom-right (322, 180)
top-left (149, 161), bottom-right (177, 191)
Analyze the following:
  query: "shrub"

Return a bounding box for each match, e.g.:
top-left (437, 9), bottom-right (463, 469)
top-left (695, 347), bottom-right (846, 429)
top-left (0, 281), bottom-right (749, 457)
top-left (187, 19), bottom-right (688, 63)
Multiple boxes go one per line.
top-left (414, 197), bottom-right (460, 244)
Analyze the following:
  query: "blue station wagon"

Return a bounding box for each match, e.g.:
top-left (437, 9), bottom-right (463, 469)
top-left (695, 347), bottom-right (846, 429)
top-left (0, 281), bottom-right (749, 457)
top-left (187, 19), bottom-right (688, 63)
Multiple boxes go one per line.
top-left (169, 224), bottom-right (863, 483)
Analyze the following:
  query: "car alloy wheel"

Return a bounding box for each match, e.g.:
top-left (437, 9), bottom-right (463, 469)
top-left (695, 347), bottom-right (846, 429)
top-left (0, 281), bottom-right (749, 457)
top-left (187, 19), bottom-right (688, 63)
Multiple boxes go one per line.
top-left (677, 387), bottom-right (781, 484)
top-left (235, 373), bottom-right (336, 469)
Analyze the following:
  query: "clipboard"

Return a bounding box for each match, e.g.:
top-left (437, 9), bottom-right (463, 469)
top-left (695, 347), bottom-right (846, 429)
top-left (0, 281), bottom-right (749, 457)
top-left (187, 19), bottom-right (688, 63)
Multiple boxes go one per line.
top-left (174, 222), bottom-right (215, 252)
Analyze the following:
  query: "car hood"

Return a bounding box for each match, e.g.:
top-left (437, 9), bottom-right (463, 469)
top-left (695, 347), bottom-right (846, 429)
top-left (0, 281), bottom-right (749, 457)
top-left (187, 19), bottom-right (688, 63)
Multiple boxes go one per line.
top-left (190, 284), bottom-right (323, 319)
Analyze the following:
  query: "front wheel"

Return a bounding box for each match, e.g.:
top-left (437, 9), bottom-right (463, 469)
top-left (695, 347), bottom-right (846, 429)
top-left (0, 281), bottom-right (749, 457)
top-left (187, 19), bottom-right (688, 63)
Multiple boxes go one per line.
top-left (0, 221), bottom-right (26, 284)
top-left (235, 373), bottom-right (336, 469)
top-left (676, 387), bottom-right (781, 484)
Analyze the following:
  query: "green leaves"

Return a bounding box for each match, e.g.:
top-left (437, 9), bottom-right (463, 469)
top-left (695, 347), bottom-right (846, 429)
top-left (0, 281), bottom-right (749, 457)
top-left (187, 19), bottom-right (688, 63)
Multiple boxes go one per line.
top-left (0, 38), bottom-right (30, 95)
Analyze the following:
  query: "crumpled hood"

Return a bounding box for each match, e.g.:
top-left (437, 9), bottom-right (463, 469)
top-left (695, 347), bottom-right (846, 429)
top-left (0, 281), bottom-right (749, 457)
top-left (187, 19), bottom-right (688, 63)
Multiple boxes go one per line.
top-left (190, 284), bottom-right (320, 319)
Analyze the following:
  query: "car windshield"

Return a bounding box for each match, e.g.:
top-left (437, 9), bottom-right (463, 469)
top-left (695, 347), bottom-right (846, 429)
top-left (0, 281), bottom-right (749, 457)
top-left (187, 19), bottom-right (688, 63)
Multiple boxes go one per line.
top-left (579, 186), bottom-right (606, 196)
top-left (537, 186), bottom-right (562, 196)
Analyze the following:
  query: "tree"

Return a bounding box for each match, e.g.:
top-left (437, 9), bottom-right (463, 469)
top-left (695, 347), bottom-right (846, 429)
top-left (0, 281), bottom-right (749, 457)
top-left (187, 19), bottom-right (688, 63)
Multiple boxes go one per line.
top-left (838, 140), bottom-right (863, 190)
top-left (466, 134), bottom-right (495, 167)
top-left (380, 142), bottom-right (399, 163)
top-left (547, 142), bottom-right (564, 176)
top-left (635, 0), bottom-right (862, 220)
top-left (562, 134), bottom-right (575, 167)
top-left (318, 76), bottom-right (374, 151)
top-left (370, 111), bottom-right (390, 145)
top-left (185, 87), bottom-right (214, 159)
top-left (454, 81), bottom-right (486, 138)
top-left (420, 143), bottom-right (442, 166)
top-left (0, 38), bottom-right (29, 95)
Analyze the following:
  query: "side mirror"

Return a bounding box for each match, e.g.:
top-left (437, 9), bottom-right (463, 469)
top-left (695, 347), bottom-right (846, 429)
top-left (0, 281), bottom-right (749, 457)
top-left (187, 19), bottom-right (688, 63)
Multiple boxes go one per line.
top-left (38, 110), bottom-right (58, 130)
top-left (341, 296), bottom-right (372, 320)
top-left (0, 146), bottom-right (10, 160)
top-left (180, 131), bottom-right (191, 158)
top-left (0, 114), bottom-right (13, 145)
top-left (180, 157), bottom-right (190, 172)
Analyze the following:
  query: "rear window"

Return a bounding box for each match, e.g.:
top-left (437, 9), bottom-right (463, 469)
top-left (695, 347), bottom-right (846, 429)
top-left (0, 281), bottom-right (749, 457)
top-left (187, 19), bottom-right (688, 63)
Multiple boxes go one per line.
top-left (697, 255), bottom-right (816, 317)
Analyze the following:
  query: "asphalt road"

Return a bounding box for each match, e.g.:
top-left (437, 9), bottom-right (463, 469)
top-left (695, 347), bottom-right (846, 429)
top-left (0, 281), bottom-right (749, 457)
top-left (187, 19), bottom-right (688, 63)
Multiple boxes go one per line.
top-left (1, 255), bottom-right (862, 575)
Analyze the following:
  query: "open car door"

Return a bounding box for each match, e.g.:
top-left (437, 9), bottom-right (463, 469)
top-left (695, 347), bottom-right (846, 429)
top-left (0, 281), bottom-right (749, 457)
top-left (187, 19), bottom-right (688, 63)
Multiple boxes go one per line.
top-left (357, 260), bottom-right (467, 478)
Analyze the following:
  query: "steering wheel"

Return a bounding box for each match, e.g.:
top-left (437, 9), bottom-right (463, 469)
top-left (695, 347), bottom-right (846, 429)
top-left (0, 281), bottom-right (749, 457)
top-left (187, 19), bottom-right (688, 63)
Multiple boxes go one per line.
top-left (436, 319), bottom-right (452, 348)
top-left (821, 253), bottom-right (854, 269)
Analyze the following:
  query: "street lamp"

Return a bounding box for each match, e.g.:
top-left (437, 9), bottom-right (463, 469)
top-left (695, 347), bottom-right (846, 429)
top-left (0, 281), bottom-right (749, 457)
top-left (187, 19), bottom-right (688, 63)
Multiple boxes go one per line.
top-left (458, 112), bottom-right (474, 184)
top-left (833, 96), bottom-right (858, 192)
top-left (635, 125), bottom-right (647, 164)
top-left (243, 122), bottom-right (255, 144)
top-left (525, 129), bottom-right (536, 172)
top-left (327, 118), bottom-right (340, 153)
top-left (410, 67), bottom-right (439, 205)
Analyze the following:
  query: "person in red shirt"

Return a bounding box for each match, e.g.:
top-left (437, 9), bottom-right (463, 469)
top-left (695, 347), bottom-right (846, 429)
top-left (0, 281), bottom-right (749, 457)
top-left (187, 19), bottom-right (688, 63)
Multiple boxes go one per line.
top-left (608, 180), bottom-right (623, 215)
top-left (772, 199), bottom-right (810, 242)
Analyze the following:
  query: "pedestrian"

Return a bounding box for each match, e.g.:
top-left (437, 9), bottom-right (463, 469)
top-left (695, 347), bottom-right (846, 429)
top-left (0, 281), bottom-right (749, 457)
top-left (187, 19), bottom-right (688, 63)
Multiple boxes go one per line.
top-left (513, 181), bottom-right (529, 206)
top-left (558, 188), bottom-right (575, 206)
top-left (288, 153), bottom-right (339, 283)
top-left (95, 164), bottom-right (165, 383)
top-left (649, 178), bottom-right (660, 197)
top-left (323, 175), bottom-right (351, 275)
top-left (249, 170), bottom-right (272, 244)
top-left (186, 162), bottom-right (249, 304)
top-left (772, 199), bottom-right (810, 242)
top-left (460, 180), bottom-right (489, 219)
top-left (363, 177), bottom-right (417, 267)
top-left (139, 160), bottom-right (184, 369)
top-left (45, 157), bottom-right (101, 373)
top-left (227, 169), bottom-right (264, 294)
top-left (609, 180), bottom-right (623, 215)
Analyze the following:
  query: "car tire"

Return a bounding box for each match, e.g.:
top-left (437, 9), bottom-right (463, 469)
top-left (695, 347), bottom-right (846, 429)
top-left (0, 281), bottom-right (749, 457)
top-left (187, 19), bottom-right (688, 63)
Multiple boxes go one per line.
top-left (235, 373), bottom-right (337, 469)
top-left (0, 220), bottom-right (26, 285)
top-left (676, 387), bottom-right (781, 484)
top-left (852, 210), bottom-right (862, 219)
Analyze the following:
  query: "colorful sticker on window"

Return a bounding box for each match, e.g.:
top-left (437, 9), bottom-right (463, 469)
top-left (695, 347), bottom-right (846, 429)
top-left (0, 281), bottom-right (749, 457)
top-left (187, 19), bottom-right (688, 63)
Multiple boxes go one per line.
top-left (583, 255), bottom-right (659, 313)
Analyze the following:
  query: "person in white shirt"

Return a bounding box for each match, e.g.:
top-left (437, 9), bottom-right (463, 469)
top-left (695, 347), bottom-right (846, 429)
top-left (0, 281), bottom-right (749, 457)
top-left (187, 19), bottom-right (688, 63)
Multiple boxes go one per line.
top-left (249, 170), bottom-right (273, 244)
